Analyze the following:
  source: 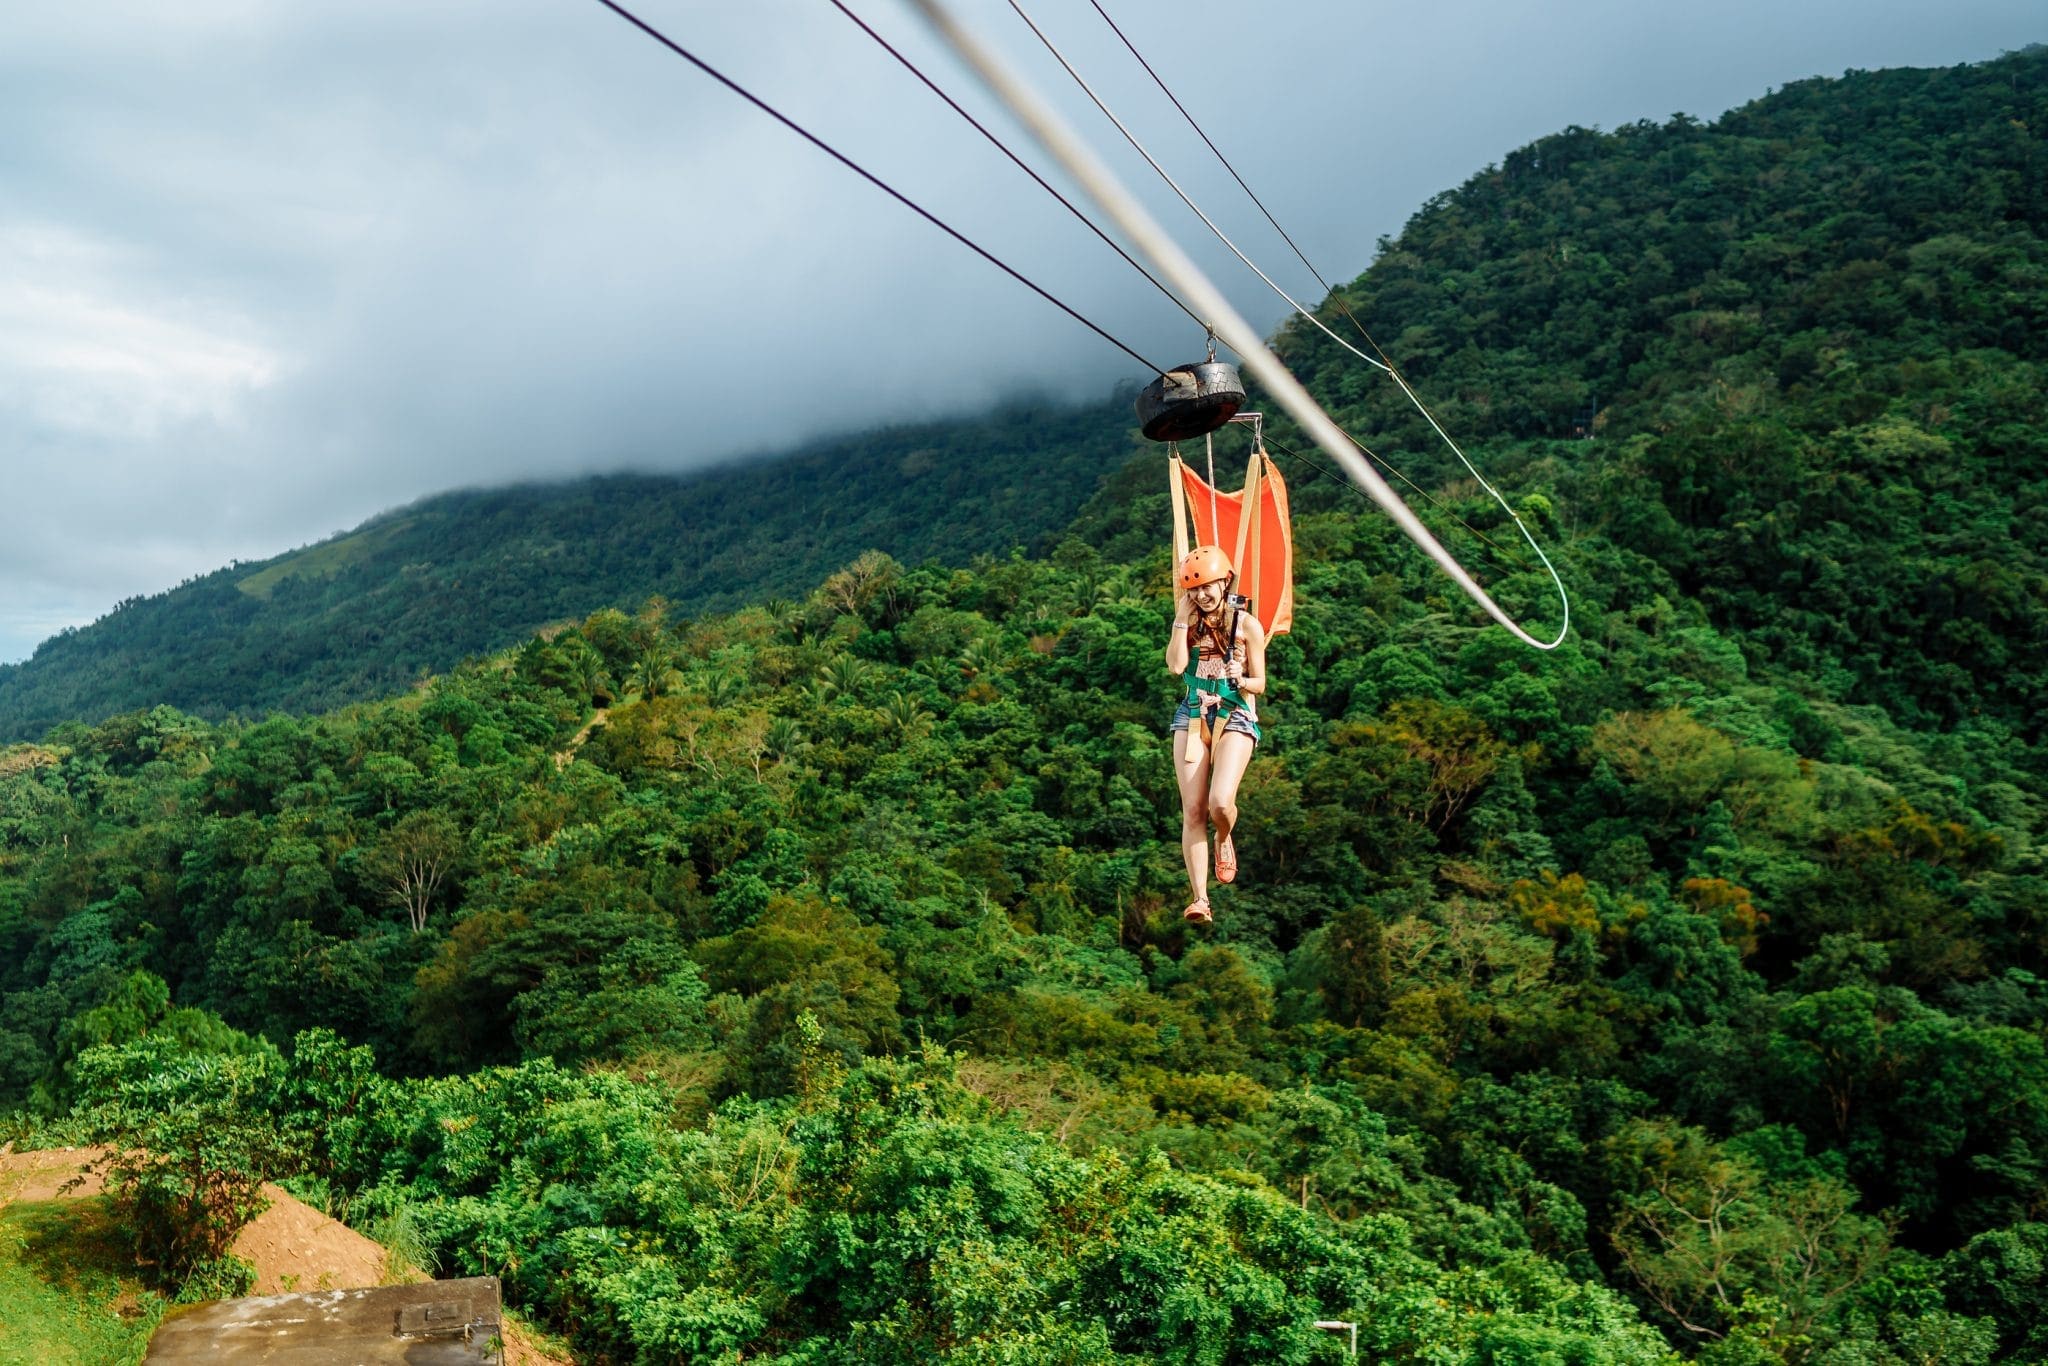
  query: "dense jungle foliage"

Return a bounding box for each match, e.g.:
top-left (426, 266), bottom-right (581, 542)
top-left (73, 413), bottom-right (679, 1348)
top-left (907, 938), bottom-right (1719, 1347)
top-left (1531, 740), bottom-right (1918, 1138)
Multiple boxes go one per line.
top-left (4, 45), bottom-right (2047, 1366)
top-left (1266, 46), bottom-right (2048, 738)
top-left (0, 396), bottom-right (1145, 742)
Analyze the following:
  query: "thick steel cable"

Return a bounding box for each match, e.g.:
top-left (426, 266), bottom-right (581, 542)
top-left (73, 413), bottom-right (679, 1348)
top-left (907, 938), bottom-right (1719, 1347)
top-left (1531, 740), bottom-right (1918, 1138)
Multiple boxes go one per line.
top-left (1084, 0), bottom-right (1409, 372)
top-left (827, 0), bottom-right (1212, 340)
top-left (586, 0), bottom-right (1162, 374)
top-left (1265, 433), bottom-right (1526, 574)
top-left (910, 0), bottom-right (1568, 650)
top-left (1270, 430), bottom-right (1521, 565)
top-left (1091, 0), bottom-right (1519, 482)
top-left (1003, 0), bottom-right (1368, 369)
top-left (1004, 0), bottom-right (1570, 645)
top-left (1086, 0), bottom-right (1334, 307)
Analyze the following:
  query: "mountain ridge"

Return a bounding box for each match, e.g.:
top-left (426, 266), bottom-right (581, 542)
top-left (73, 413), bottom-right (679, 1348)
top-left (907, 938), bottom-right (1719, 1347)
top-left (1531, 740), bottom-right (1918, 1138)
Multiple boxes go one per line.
top-left (6, 48), bottom-right (2048, 1364)
top-left (10, 47), bottom-right (2044, 745)
top-left (0, 394), bottom-right (1145, 740)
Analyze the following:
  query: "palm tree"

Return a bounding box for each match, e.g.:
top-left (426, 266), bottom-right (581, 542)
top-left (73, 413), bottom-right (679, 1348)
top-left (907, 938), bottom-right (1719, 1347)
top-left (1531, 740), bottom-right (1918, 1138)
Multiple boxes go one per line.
top-left (626, 644), bottom-right (681, 701)
top-left (881, 691), bottom-right (930, 740)
top-left (814, 655), bottom-right (874, 704)
top-left (958, 637), bottom-right (1008, 680)
top-left (762, 597), bottom-right (799, 640)
top-left (765, 716), bottom-right (811, 762)
top-left (704, 670), bottom-right (747, 709)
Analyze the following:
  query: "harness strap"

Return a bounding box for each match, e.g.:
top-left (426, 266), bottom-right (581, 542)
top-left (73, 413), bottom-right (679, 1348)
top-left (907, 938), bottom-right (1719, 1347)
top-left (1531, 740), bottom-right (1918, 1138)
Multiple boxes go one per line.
top-left (1184, 609), bottom-right (1247, 712)
top-left (1183, 671), bottom-right (1243, 709)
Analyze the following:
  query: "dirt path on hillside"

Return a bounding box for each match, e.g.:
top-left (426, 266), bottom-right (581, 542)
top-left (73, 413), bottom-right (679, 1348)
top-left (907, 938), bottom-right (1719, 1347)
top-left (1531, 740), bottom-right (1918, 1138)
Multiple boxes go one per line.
top-left (0, 1146), bottom-right (570, 1364)
top-left (554, 707), bottom-right (610, 768)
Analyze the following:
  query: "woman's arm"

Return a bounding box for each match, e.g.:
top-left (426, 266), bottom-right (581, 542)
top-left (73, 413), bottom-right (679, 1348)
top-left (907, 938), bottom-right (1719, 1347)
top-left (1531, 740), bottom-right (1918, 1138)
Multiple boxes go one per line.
top-left (1165, 592), bottom-right (1192, 674)
top-left (1230, 615), bottom-right (1268, 696)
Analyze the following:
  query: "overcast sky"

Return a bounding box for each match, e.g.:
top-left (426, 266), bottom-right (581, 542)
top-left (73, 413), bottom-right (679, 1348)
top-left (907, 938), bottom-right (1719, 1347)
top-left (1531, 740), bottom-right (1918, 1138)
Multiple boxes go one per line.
top-left (2, 1), bottom-right (2039, 664)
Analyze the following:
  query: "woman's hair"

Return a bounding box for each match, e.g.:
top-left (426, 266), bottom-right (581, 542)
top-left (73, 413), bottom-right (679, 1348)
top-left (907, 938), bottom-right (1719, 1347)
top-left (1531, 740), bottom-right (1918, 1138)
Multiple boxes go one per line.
top-left (1188, 596), bottom-right (1234, 659)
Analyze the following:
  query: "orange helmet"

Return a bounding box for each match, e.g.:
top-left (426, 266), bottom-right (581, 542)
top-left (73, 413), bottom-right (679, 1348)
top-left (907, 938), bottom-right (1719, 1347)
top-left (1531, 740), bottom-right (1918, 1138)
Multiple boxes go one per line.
top-left (1177, 545), bottom-right (1234, 590)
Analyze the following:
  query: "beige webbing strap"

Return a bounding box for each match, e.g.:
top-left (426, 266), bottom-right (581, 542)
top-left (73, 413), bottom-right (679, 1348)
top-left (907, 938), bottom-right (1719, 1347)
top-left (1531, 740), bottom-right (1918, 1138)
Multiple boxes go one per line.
top-left (1233, 448), bottom-right (1263, 596)
top-left (1168, 450), bottom-right (1209, 770)
top-left (1168, 452), bottom-right (1191, 564)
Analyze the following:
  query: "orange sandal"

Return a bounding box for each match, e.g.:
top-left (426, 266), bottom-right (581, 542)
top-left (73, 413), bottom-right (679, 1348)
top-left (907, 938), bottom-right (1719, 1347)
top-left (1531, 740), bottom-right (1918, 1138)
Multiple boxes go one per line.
top-left (1216, 835), bottom-right (1237, 885)
top-left (1182, 899), bottom-right (1212, 924)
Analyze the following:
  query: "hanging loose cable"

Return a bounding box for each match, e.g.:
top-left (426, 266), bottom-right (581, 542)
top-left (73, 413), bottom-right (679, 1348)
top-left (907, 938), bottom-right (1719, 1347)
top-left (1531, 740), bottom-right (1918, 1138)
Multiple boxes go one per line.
top-left (1276, 430), bottom-right (1521, 566)
top-left (1009, 0), bottom-right (1569, 644)
top-left (827, 0), bottom-right (1212, 340)
top-left (586, 0), bottom-right (1162, 374)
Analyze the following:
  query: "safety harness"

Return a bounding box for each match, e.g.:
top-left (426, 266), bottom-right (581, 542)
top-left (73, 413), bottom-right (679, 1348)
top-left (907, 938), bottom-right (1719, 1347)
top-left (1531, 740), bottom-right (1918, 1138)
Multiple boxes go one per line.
top-left (1181, 602), bottom-right (1261, 746)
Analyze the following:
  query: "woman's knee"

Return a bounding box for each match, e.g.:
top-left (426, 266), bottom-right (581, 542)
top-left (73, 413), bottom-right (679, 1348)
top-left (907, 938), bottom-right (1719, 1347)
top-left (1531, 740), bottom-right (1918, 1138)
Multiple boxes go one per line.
top-left (1182, 797), bottom-right (1210, 826)
top-left (1211, 798), bottom-right (1239, 830)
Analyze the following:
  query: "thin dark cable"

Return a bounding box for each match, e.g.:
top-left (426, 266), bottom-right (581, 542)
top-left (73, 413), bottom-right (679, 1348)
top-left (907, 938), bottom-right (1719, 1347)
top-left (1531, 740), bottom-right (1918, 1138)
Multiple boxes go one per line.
top-left (588, 0), bottom-right (1162, 374)
top-left (828, 0), bottom-right (1209, 338)
top-left (1086, 0), bottom-right (1401, 369)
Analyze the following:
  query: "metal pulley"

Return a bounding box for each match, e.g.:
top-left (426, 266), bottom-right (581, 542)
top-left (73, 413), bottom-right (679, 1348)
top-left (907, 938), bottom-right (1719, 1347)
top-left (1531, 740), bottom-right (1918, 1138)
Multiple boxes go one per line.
top-left (1135, 361), bottom-right (1245, 442)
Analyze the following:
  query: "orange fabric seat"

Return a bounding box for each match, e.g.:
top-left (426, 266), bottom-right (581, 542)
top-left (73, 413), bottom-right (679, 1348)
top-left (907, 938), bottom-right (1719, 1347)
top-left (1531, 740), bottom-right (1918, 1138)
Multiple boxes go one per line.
top-left (1169, 447), bottom-right (1293, 639)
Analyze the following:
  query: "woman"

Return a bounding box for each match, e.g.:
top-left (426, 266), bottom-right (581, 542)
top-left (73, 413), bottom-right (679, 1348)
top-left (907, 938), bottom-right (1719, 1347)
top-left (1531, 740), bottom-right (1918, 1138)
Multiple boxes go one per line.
top-left (1166, 545), bottom-right (1267, 924)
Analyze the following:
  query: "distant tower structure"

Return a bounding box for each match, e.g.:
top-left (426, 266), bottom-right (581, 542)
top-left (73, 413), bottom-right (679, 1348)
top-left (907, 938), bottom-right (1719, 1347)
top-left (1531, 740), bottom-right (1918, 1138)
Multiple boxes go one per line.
top-left (1569, 396), bottom-right (1599, 440)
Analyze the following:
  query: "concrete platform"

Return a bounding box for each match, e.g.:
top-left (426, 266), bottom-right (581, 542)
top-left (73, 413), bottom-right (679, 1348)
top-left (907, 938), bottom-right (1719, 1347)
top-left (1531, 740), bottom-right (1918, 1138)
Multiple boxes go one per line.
top-left (143, 1275), bottom-right (503, 1364)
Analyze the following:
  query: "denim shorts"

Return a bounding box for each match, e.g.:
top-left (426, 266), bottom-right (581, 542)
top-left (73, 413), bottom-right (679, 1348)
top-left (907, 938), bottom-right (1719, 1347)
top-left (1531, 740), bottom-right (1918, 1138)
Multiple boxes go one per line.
top-left (1171, 697), bottom-right (1260, 744)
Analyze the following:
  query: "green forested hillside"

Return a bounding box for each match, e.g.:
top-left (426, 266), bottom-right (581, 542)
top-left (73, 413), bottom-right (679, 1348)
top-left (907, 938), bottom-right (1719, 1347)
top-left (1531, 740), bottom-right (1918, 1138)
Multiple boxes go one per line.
top-left (4, 46), bottom-right (2047, 1366)
top-left (1271, 47), bottom-right (2048, 735)
top-left (0, 396), bottom-right (1143, 742)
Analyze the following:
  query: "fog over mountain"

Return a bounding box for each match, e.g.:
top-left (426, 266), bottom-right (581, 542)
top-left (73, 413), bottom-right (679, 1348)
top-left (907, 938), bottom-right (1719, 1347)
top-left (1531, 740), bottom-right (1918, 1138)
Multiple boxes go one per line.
top-left (3, 0), bottom-right (2039, 662)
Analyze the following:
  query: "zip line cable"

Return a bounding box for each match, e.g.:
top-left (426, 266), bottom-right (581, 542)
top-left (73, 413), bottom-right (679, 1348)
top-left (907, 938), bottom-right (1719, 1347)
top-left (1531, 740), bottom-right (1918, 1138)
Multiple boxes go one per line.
top-left (1083, 0), bottom-right (1414, 382)
top-left (826, 0), bottom-right (1212, 340)
top-left (1006, 0), bottom-right (1569, 644)
top-left (1008, 0), bottom-right (1479, 515)
top-left (1273, 427), bottom-right (1522, 567)
top-left (1104, 16), bottom-right (1572, 607)
top-left (1263, 432), bottom-right (1525, 574)
top-left (1070, 0), bottom-right (1549, 576)
top-left (1003, 0), bottom-right (1366, 368)
top-left (1087, 0), bottom-right (1501, 456)
top-left (909, 0), bottom-right (1566, 650)
top-left (1086, 0), bottom-right (1412, 377)
top-left (1084, 0), bottom-right (1336, 318)
top-left (585, 0), bottom-right (1162, 374)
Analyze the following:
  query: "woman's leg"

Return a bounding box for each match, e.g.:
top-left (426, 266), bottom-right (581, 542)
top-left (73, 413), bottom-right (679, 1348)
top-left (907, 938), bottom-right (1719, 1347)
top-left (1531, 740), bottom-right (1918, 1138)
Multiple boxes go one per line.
top-left (1174, 729), bottom-right (1212, 906)
top-left (1207, 732), bottom-right (1257, 870)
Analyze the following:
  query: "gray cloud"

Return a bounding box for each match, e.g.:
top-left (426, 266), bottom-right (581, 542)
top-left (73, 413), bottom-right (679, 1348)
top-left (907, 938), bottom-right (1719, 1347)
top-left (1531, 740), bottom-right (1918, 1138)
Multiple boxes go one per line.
top-left (2, 0), bottom-right (2040, 662)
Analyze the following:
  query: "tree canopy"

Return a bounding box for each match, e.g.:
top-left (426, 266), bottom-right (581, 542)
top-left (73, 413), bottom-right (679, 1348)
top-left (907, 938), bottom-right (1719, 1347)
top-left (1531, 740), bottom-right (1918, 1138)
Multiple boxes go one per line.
top-left (5, 45), bottom-right (2048, 1365)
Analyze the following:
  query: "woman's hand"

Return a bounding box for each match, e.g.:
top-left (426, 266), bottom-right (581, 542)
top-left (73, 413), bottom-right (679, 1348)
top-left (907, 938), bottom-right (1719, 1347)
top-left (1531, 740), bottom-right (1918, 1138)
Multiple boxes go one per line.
top-left (1165, 592), bottom-right (1193, 674)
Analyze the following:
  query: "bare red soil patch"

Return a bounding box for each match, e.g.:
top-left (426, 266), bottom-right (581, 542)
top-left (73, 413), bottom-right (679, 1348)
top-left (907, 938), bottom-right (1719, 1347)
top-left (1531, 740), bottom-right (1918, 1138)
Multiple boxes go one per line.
top-left (0, 1145), bottom-right (569, 1364)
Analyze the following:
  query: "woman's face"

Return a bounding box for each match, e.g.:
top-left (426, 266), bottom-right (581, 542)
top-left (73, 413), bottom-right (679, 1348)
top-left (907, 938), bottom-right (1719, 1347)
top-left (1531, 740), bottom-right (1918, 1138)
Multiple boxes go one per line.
top-left (1188, 579), bottom-right (1226, 613)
